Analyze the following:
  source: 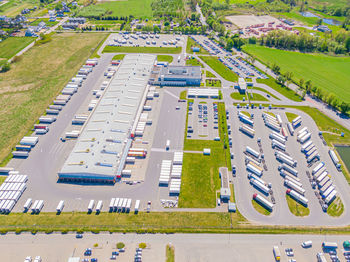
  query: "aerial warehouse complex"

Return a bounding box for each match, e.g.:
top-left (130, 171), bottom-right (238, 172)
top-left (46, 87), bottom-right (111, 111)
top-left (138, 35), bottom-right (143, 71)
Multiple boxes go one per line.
top-left (58, 54), bottom-right (156, 184)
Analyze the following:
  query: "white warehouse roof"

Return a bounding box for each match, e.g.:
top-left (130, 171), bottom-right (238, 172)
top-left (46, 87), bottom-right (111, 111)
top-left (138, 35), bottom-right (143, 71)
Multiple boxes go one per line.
top-left (59, 54), bottom-right (156, 181)
top-left (187, 88), bottom-right (219, 98)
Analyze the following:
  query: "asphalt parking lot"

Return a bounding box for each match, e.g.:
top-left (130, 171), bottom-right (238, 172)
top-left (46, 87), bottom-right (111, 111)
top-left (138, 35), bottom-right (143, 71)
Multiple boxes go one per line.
top-left (227, 103), bottom-right (350, 226)
top-left (2, 233), bottom-right (350, 262)
top-left (106, 32), bottom-right (186, 49)
top-left (187, 99), bottom-right (219, 140)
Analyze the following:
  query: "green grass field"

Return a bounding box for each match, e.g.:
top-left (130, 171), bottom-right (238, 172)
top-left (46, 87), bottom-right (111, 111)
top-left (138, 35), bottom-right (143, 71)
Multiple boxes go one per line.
top-left (206, 70), bottom-right (216, 78)
top-left (186, 37), bottom-right (209, 55)
top-left (206, 79), bottom-right (221, 87)
top-left (112, 54), bottom-right (126, 60)
top-left (327, 197), bottom-right (344, 217)
top-left (90, 33), bottom-right (110, 58)
top-left (285, 112), bottom-right (299, 122)
top-left (186, 57), bottom-right (203, 67)
top-left (243, 45), bottom-right (350, 103)
top-left (157, 55), bottom-right (173, 63)
top-left (199, 56), bottom-right (238, 82)
top-left (247, 92), bottom-right (269, 102)
top-left (286, 195), bottom-right (310, 217)
top-left (78, 0), bottom-right (153, 18)
top-left (180, 102), bottom-right (231, 208)
top-left (0, 0), bottom-right (39, 17)
top-left (231, 92), bottom-right (246, 101)
top-left (103, 46), bottom-right (181, 54)
top-left (252, 87), bottom-right (280, 100)
top-left (166, 244), bottom-right (175, 262)
top-left (336, 146), bottom-right (350, 173)
top-left (0, 37), bottom-right (35, 60)
top-left (0, 33), bottom-right (106, 165)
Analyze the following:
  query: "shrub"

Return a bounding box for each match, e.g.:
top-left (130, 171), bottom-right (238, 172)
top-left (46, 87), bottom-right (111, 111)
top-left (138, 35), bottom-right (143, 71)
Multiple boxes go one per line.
top-left (139, 243), bottom-right (147, 249)
top-left (93, 243), bottom-right (99, 247)
top-left (116, 242), bottom-right (125, 249)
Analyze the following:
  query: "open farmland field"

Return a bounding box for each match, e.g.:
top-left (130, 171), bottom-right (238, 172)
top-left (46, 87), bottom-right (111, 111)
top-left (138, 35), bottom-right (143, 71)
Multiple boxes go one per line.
top-left (78, 0), bottom-right (153, 18)
top-left (0, 33), bottom-right (107, 164)
top-left (243, 45), bottom-right (350, 103)
top-left (0, 0), bottom-right (39, 16)
top-left (0, 37), bottom-right (35, 60)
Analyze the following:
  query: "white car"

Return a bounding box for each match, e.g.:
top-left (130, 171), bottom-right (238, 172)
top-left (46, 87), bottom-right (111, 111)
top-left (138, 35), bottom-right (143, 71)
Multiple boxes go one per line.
top-left (301, 240), bottom-right (312, 248)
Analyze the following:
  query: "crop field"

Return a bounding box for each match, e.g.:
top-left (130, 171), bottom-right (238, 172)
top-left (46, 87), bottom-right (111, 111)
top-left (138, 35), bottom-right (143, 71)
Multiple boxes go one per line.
top-left (243, 45), bottom-right (350, 103)
top-left (0, 37), bottom-right (34, 60)
top-left (103, 46), bottom-right (182, 54)
top-left (0, 0), bottom-right (39, 16)
top-left (0, 33), bottom-right (106, 165)
top-left (78, 0), bottom-right (153, 18)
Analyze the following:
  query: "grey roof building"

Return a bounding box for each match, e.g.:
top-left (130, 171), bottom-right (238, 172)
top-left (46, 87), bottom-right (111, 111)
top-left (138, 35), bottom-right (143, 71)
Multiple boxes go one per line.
top-left (150, 65), bottom-right (201, 86)
top-left (58, 54), bottom-right (156, 184)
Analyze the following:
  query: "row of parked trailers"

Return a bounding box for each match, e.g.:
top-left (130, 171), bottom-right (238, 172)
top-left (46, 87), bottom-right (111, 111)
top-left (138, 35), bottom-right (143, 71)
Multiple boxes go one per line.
top-left (238, 111), bottom-right (255, 137)
top-left (109, 198), bottom-right (140, 213)
top-left (312, 162), bottom-right (337, 205)
top-left (262, 114), bottom-right (310, 207)
top-left (0, 172), bottom-right (28, 214)
top-left (158, 152), bottom-right (184, 195)
top-left (12, 137), bottom-right (39, 158)
top-left (296, 127), bottom-right (320, 165)
top-left (262, 112), bottom-right (281, 132)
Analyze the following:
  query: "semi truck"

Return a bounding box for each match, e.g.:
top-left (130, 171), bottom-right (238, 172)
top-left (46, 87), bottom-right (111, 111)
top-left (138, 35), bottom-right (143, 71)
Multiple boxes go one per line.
top-left (287, 189), bottom-right (308, 206)
top-left (284, 180), bottom-right (306, 195)
top-left (279, 164), bottom-right (298, 176)
top-left (56, 200), bottom-right (64, 213)
top-left (287, 122), bottom-right (294, 136)
top-left (239, 125), bottom-right (255, 137)
top-left (312, 162), bottom-right (325, 175)
top-left (250, 178), bottom-right (270, 195)
top-left (246, 164), bottom-right (263, 177)
top-left (246, 146), bottom-right (260, 158)
top-left (253, 193), bottom-right (273, 211)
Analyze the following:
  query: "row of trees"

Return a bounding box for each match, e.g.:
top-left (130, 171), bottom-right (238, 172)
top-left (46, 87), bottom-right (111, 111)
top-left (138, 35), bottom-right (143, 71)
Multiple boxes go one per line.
top-left (81, 26), bottom-right (108, 31)
top-left (259, 30), bottom-right (350, 54)
top-left (269, 62), bottom-right (350, 114)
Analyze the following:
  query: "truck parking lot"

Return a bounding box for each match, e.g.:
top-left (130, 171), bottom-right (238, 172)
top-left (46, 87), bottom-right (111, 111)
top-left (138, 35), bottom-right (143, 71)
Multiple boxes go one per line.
top-left (228, 104), bottom-right (350, 225)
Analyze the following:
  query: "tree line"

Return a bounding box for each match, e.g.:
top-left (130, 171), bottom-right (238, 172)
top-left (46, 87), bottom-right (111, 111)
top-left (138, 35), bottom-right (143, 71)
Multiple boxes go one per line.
top-left (259, 30), bottom-right (350, 54)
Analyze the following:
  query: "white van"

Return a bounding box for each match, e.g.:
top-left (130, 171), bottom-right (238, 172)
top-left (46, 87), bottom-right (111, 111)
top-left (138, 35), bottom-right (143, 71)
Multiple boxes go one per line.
top-left (301, 240), bottom-right (312, 248)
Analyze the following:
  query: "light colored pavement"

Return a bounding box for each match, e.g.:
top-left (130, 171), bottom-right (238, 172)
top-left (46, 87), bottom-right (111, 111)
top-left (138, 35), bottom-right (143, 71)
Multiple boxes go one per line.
top-left (1, 233), bottom-right (349, 262)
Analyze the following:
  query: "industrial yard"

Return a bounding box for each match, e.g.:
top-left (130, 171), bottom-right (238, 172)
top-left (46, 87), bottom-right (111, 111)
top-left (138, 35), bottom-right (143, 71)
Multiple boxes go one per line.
top-left (0, 34), bottom-right (349, 234)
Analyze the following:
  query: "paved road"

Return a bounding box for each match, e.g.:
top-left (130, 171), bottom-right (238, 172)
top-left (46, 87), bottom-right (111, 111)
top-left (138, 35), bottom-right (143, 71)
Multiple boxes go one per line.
top-left (0, 233), bottom-right (349, 262)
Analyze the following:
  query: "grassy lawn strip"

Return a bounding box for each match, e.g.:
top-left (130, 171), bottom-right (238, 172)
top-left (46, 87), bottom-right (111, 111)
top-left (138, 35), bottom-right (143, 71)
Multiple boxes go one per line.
top-left (206, 79), bottom-right (221, 87)
top-left (157, 55), bottom-right (173, 63)
top-left (5, 211), bottom-right (350, 234)
top-left (285, 112), bottom-right (299, 123)
top-left (112, 54), bottom-right (125, 60)
top-left (103, 46), bottom-right (182, 54)
top-left (327, 197), bottom-right (344, 217)
top-left (166, 244), bottom-right (175, 262)
top-left (199, 56), bottom-right (238, 82)
top-left (253, 87), bottom-right (280, 100)
top-left (90, 33), bottom-right (110, 58)
top-left (252, 199), bottom-right (271, 216)
top-left (231, 92), bottom-right (246, 101)
top-left (286, 195), bottom-right (310, 217)
top-left (186, 57), bottom-right (203, 67)
top-left (0, 33), bottom-right (107, 165)
top-left (243, 44), bottom-right (350, 103)
top-left (247, 92), bottom-right (269, 102)
top-left (0, 176), bottom-right (6, 185)
top-left (179, 90), bottom-right (187, 100)
top-left (0, 37), bottom-right (35, 59)
top-left (257, 77), bottom-right (302, 102)
top-left (206, 70), bottom-right (216, 78)
top-left (186, 37), bottom-right (208, 55)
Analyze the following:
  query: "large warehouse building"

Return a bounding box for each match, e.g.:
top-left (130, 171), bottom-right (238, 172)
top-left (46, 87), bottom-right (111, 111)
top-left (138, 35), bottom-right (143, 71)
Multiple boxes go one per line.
top-left (58, 54), bottom-right (156, 184)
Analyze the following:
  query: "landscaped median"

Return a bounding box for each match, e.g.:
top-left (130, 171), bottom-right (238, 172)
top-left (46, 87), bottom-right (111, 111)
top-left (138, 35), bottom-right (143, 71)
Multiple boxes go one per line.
top-left (286, 195), bottom-right (310, 217)
top-left (198, 56), bottom-right (238, 82)
top-left (102, 46), bottom-right (182, 54)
